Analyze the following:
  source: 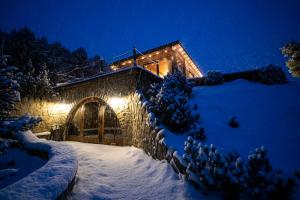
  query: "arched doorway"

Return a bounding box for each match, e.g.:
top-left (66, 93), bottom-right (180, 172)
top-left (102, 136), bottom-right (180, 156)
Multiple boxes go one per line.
top-left (65, 97), bottom-right (122, 145)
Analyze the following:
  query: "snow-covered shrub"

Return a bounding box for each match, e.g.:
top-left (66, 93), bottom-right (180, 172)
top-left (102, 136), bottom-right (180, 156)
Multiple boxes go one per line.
top-left (188, 124), bottom-right (206, 142)
top-left (0, 61), bottom-right (41, 149)
top-left (259, 65), bottom-right (287, 84)
top-left (246, 146), bottom-right (296, 199)
top-left (229, 116), bottom-right (239, 128)
top-left (148, 72), bottom-right (194, 132)
top-left (204, 71), bottom-right (224, 85)
top-left (183, 137), bottom-right (246, 195)
top-left (183, 139), bottom-right (296, 199)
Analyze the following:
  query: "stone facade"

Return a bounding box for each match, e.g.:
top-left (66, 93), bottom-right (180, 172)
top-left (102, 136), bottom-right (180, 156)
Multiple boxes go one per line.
top-left (14, 66), bottom-right (186, 175)
top-left (14, 67), bottom-right (161, 146)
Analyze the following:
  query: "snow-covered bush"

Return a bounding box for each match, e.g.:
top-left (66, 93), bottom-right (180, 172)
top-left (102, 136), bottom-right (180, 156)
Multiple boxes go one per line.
top-left (147, 72), bottom-right (194, 132)
top-left (204, 71), bottom-right (224, 85)
top-left (0, 61), bottom-right (42, 152)
top-left (187, 124), bottom-right (206, 142)
top-left (229, 116), bottom-right (239, 128)
top-left (246, 146), bottom-right (296, 199)
top-left (183, 137), bottom-right (246, 195)
top-left (183, 138), bottom-right (296, 199)
top-left (259, 65), bottom-right (287, 84)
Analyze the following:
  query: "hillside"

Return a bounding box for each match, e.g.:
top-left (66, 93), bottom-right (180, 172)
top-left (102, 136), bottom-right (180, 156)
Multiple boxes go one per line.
top-left (188, 79), bottom-right (300, 175)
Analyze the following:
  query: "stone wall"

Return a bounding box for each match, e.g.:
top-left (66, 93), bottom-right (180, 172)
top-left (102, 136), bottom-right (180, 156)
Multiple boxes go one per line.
top-left (129, 92), bottom-right (187, 175)
top-left (14, 98), bottom-right (69, 133)
top-left (14, 67), bottom-right (162, 146)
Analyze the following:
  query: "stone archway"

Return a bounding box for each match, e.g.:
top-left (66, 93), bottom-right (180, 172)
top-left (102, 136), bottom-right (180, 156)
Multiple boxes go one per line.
top-left (64, 97), bottom-right (122, 145)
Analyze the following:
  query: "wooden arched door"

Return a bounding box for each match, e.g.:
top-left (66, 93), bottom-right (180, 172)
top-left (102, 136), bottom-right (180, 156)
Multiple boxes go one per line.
top-left (65, 97), bottom-right (122, 145)
top-left (66, 100), bottom-right (106, 144)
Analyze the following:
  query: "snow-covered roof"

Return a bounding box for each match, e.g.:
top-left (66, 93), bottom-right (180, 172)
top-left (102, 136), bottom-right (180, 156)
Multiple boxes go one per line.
top-left (54, 66), bottom-right (161, 89)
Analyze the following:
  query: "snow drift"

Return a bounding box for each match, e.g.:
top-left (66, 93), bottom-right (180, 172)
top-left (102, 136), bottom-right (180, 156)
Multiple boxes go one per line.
top-left (0, 131), bottom-right (78, 200)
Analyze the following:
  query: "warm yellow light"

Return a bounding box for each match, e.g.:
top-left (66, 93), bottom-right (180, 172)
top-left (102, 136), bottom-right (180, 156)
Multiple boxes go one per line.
top-left (141, 56), bottom-right (145, 59)
top-left (128, 60), bottom-right (132, 64)
top-left (122, 62), bottom-right (126, 66)
top-left (50, 103), bottom-right (72, 115)
top-left (149, 54), bottom-right (152, 58)
top-left (172, 46), bottom-right (176, 50)
top-left (107, 97), bottom-right (126, 109)
top-left (164, 50), bottom-right (168, 53)
top-left (156, 51), bottom-right (159, 55)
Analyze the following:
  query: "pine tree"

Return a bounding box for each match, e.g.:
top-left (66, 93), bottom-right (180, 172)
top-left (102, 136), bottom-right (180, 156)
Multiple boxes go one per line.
top-left (281, 42), bottom-right (300, 77)
top-left (18, 63), bottom-right (55, 99)
top-left (149, 72), bottom-right (193, 132)
top-left (0, 64), bottom-right (20, 121)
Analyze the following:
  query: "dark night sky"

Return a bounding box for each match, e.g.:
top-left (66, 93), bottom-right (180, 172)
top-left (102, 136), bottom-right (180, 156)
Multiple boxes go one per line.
top-left (1, 0), bottom-right (300, 73)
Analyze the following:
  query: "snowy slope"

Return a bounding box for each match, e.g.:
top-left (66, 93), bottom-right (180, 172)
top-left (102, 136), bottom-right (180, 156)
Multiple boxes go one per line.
top-left (189, 79), bottom-right (300, 174)
top-left (67, 141), bottom-right (203, 200)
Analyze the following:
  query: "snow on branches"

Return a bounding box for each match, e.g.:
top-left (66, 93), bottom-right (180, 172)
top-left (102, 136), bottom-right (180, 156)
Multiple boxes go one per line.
top-left (0, 66), bottom-right (20, 120)
top-left (147, 72), bottom-right (195, 132)
top-left (204, 71), bottom-right (224, 86)
top-left (183, 137), bottom-right (296, 199)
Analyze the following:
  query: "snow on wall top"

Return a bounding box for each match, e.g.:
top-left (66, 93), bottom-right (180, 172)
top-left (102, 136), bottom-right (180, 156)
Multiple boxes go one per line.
top-left (0, 131), bottom-right (78, 200)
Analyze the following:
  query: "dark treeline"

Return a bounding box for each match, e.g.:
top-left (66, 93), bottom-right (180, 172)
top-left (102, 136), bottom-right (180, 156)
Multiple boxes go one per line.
top-left (0, 27), bottom-right (106, 84)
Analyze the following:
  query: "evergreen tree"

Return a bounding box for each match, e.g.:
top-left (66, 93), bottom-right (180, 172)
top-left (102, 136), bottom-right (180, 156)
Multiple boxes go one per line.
top-left (18, 63), bottom-right (55, 99)
top-left (0, 64), bottom-right (20, 120)
top-left (149, 72), bottom-right (193, 132)
top-left (281, 42), bottom-right (300, 77)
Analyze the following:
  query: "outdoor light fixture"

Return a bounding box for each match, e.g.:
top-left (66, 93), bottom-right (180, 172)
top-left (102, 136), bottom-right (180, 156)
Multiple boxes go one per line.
top-left (108, 97), bottom-right (126, 109)
top-left (50, 103), bottom-right (72, 115)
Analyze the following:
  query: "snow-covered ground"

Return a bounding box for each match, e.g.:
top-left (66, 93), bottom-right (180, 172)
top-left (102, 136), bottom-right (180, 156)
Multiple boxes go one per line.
top-left (188, 79), bottom-right (300, 175)
top-left (67, 141), bottom-right (203, 200)
top-left (0, 131), bottom-right (78, 200)
top-left (0, 148), bottom-right (47, 189)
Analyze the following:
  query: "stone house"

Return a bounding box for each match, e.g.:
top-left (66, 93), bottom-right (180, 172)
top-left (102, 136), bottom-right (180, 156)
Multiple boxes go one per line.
top-left (15, 41), bottom-right (202, 146)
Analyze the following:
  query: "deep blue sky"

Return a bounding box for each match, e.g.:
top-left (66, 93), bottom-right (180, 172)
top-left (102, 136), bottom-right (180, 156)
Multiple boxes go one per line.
top-left (1, 0), bottom-right (300, 73)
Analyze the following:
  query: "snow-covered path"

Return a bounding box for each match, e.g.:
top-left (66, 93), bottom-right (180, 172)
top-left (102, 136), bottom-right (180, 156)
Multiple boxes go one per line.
top-left (66, 142), bottom-right (202, 200)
